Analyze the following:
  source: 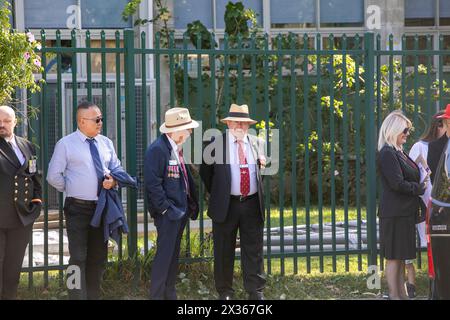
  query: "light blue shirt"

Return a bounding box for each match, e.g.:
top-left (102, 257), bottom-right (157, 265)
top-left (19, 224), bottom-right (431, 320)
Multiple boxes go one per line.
top-left (47, 129), bottom-right (121, 200)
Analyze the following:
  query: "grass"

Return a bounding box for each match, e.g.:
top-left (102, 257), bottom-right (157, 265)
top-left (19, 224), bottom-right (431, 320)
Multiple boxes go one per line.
top-left (266, 206), bottom-right (367, 229)
top-left (194, 206), bottom-right (367, 229)
top-left (18, 206), bottom-right (426, 300)
top-left (17, 253), bottom-right (431, 300)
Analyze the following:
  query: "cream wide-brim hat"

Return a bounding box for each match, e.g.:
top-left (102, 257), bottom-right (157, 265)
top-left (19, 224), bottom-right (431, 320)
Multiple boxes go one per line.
top-left (159, 107), bottom-right (199, 134)
top-left (220, 104), bottom-right (257, 125)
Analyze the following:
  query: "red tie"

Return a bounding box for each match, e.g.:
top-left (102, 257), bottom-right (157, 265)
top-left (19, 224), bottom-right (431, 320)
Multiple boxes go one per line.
top-left (178, 149), bottom-right (190, 196)
top-left (236, 140), bottom-right (250, 197)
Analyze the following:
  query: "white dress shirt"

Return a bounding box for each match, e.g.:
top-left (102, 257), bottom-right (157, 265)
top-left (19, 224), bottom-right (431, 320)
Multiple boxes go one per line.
top-left (6, 135), bottom-right (25, 165)
top-left (166, 134), bottom-right (181, 163)
top-left (228, 133), bottom-right (257, 196)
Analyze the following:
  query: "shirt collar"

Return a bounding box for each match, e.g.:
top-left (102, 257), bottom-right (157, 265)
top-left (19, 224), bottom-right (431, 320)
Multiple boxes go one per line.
top-left (76, 129), bottom-right (97, 143)
top-left (228, 131), bottom-right (249, 145)
top-left (166, 134), bottom-right (178, 153)
top-left (5, 134), bottom-right (17, 147)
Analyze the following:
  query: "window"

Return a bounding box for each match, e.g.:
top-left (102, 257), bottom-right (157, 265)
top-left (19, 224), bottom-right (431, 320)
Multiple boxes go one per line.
top-left (405, 0), bottom-right (435, 27)
top-left (444, 36), bottom-right (450, 66)
top-left (25, 0), bottom-right (76, 29)
top-left (405, 35), bottom-right (433, 67)
top-left (441, 0), bottom-right (450, 26)
top-left (24, 0), bottom-right (131, 29)
top-left (7, 0), bottom-right (14, 27)
top-left (320, 0), bottom-right (364, 28)
top-left (90, 40), bottom-right (125, 73)
top-left (322, 36), bottom-right (362, 50)
top-left (216, 0), bottom-right (263, 29)
top-left (42, 40), bottom-right (73, 74)
top-left (80, 0), bottom-right (131, 29)
top-left (270, 0), bottom-right (316, 28)
top-left (173, 0), bottom-right (213, 29)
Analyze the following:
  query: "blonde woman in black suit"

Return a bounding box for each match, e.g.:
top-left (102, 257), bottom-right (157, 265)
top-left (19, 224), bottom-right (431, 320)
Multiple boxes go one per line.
top-left (377, 110), bottom-right (428, 300)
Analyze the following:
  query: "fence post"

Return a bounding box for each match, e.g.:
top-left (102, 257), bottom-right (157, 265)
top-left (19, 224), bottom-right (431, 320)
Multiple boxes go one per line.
top-left (364, 32), bottom-right (378, 267)
top-left (124, 29), bottom-right (138, 259)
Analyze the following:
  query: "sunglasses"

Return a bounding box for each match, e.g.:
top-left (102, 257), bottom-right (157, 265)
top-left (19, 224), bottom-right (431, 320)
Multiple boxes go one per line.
top-left (403, 127), bottom-right (413, 135)
top-left (83, 117), bottom-right (103, 124)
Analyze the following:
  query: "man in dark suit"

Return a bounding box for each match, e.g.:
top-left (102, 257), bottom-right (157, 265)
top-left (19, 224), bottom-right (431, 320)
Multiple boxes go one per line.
top-left (144, 107), bottom-right (199, 300)
top-left (200, 103), bottom-right (267, 300)
top-left (0, 105), bottom-right (42, 299)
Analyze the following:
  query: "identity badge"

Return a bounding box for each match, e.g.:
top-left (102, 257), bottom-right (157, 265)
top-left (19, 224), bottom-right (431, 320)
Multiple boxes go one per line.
top-left (28, 156), bottom-right (37, 173)
top-left (169, 160), bottom-right (178, 166)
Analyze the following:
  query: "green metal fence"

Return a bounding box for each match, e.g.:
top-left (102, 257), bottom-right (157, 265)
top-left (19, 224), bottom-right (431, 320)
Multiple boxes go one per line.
top-left (20, 29), bottom-right (450, 288)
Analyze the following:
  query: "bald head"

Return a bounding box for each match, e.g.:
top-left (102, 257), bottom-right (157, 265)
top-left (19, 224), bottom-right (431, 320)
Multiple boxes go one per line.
top-left (0, 105), bottom-right (17, 139)
top-left (0, 105), bottom-right (16, 119)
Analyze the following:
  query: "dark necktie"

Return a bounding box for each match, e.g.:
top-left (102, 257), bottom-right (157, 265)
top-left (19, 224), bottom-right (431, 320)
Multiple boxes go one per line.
top-left (87, 138), bottom-right (104, 194)
top-left (236, 140), bottom-right (250, 197)
top-left (178, 149), bottom-right (190, 196)
top-left (6, 141), bottom-right (20, 163)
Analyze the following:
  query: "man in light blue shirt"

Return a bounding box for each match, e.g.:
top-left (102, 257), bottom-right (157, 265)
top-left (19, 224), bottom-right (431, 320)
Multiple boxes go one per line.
top-left (47, 101), bottom-right (119, 300)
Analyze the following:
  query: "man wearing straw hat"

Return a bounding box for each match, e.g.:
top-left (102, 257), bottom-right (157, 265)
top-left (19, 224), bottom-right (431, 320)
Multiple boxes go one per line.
top-left (200, 103), bottom-right (266, 300)
top-left (144, 107), bottom-right (199, 300)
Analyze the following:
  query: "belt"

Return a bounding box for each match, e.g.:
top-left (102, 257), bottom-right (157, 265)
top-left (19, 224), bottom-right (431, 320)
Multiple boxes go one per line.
top-left (230, 193), bottom-right (258, 202)
top-left (66, 197), bottom-right (97, 206)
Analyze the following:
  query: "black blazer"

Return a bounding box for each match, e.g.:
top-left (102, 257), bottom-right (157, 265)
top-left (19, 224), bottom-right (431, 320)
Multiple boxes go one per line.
top-left (377, 145), bottom-right (425, 218)
top-left (0, 136), bottom-right (42, 227)
top-left (427, 133), bottom-right (448, 184)
top-left (200, 133), bottom-right (265, 223)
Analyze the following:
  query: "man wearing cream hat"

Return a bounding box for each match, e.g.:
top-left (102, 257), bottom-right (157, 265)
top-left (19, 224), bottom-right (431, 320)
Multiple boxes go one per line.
top-left (144, 107), bottom-right (199, 300)
top-left (200, 103), bottom-right (266, 300)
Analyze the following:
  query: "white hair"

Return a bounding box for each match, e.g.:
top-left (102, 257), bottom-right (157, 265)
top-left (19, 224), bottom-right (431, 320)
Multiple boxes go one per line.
top-left (378, 110), bottom-right (412, 151)
top-left (0, 105), bottom-right (16, 119)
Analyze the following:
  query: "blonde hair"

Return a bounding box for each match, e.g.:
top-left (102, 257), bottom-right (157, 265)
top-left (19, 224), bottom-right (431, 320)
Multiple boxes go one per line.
top-left (377, 110), bottom-right (412, 151)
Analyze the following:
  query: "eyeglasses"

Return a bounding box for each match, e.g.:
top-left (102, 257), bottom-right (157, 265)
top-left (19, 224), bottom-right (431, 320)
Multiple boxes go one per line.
top-left (403, 127), bottom-right (413, 135)
top-left (83, 117), bottom-right (103, 124)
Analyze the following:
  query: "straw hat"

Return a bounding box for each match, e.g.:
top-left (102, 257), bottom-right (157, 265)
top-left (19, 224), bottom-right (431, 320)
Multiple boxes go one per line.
top-left (159, 107), bottom-right (199, 134)
top-left (220, 104), bottom-right (257, 124)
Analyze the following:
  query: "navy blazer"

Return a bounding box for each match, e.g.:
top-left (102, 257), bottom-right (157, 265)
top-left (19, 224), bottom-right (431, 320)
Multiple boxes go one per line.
top-left (90, 166), bottom-right (137, 243)
top-left (144, 134), bottom-right (199, 221)
top-left (377, 145), bottom-right (425, 218)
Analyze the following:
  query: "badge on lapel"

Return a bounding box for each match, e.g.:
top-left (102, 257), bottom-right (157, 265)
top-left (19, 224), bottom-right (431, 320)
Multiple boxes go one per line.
top-left (168, 160), bottom-right (180, 178)
top-left (28, 156), bottom-right (37, 174)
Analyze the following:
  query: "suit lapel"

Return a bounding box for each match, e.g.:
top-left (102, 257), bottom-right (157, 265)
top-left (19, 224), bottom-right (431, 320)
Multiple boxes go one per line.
top-left (16, 136), bottom-right (30, 172)
top-left (247, 135), bottom-right (262, 181)
top-left (224, 132), bottom-right (231, 184)
top-left (0, 137), bottom-right (21, 169)
top-left (396, 150), bottom-right (420, 181)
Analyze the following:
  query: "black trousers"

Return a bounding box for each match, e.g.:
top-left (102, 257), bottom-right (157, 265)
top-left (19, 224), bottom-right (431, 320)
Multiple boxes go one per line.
top-left (213, 195), bottom-right (266, 297)
top-left (0, 224), bottom-right (33, 300)
top-left (64, 199), bottom-right (108, 300)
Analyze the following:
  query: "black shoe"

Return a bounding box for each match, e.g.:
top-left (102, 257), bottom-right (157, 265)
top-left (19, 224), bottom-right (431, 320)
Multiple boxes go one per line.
top-left (405, 282), bottom-right (416, 299)
top-left (248, 292), bottom-right (265, 300)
